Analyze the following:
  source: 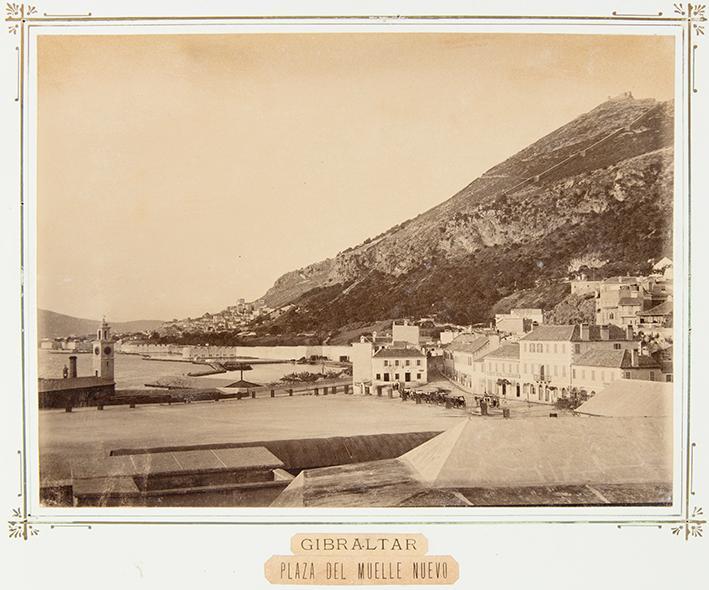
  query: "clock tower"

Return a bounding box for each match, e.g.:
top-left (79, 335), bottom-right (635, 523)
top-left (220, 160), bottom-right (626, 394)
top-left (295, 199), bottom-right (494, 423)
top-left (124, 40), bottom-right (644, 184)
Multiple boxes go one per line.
top-left (92, 318), bottom-right (115, 381)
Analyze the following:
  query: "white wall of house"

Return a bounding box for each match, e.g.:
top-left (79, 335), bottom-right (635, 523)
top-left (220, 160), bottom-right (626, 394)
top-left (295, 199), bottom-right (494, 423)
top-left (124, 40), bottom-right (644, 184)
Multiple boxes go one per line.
top-left (571, 365), bottom-right (623, 393)
top-left (519, 339), bottom-right (573, 390)
top-left (484, 357), bottom-right (522, 398)
top-left (351, 342), bottom-right (374, 385)
top-left (372, 356), bottom-right (427, 386)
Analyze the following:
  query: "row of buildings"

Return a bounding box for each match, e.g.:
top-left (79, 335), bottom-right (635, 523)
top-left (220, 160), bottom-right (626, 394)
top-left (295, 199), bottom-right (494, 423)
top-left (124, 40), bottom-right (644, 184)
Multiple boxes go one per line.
top-left (570, 259), bottom-right (673, 334)
top-left (443, 323), bottom-right (670, 404)
top-left (351, 313), bottom-right (671, 405)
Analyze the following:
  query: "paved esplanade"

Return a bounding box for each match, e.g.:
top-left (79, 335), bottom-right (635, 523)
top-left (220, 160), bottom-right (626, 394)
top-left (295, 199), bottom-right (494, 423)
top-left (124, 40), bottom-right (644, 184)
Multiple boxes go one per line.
top-left (39, 395), bottom-right (468, 484)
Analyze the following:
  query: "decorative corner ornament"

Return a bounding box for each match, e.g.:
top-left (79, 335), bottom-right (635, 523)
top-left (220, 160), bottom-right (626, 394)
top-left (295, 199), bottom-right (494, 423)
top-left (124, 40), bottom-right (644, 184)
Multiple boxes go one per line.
top-left (671, 506), bottom-right (705, 539)
top-left (674, 3), bottom-right (707, 34)
top-left (5, 2), bottom-right (36, 18)
top-left (8, 507), bottom-right (38, 540)
top-left (5, 3), bottom-right (36, 33)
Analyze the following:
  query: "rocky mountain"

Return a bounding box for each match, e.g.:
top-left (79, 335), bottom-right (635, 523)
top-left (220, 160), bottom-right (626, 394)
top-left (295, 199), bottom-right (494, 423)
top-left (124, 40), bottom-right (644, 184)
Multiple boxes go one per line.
top-left (38, 309), bottom-right (165, 339)
top-left (258, 94), bottom-right (674, 333)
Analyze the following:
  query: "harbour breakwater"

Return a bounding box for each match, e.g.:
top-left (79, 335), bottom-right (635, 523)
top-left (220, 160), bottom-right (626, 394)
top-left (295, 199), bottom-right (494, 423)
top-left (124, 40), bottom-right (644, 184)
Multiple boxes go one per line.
top-left (120, 342), bottom-right (355, 362)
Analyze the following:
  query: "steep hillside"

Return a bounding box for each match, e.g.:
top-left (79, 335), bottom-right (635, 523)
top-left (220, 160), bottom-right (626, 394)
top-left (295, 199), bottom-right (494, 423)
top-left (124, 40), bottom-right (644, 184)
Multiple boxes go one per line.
top-left (258, 95), bottom-right (673, 331)
top-left (38, 309), bottom-right (165, 339)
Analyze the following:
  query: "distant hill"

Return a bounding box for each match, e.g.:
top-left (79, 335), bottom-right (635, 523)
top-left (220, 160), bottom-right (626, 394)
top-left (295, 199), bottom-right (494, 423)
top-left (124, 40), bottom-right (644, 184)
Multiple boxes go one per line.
top-left (38, 309), bottom-right (165, 339)
top-left (255, 94), bottom-right (673, 333)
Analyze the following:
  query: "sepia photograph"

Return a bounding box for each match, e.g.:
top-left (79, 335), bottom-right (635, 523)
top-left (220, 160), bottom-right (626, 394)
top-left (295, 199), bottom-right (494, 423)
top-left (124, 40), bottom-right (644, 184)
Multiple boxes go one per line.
top-left (34, 30), bottom-right (677, 509)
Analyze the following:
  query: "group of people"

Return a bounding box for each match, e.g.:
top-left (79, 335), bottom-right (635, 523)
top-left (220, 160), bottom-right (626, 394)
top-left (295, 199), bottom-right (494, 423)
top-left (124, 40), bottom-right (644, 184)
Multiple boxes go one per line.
top-left (473, 394), bottom-right (510, 414)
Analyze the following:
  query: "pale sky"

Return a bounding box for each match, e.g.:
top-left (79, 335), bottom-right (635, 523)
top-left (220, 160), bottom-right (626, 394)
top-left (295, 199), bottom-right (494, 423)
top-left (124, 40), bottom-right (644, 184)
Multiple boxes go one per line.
top-left (37, 33), bottom-right (675, 321)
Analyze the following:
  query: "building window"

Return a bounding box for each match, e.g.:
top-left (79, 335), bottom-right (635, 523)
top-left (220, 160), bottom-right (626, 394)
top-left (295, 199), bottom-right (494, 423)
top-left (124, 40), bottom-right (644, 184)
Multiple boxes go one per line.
top-left (553, 365), bottom-right (558, 376)
top-left (383, 373), bottom-right (390, 382)
top-left (416, 359), bottom-right (421, 366)
top-left (624, 371), bottom-right (631, 379)
top-left (650, 371), bottom-right (655, 381)
top-left (614, 343), bottom-right (621, 350)
top-left (591, 370), bottom-right (595, 380)
top-left (375, 373), bottom-right (381, 380)
top-left (561, 344), bottom-right (566, 353)
top-left (554, 343), bottom-right (558, 353)
top-left (581, 369), bottom-right (586, 379)
top-left (417, 373), bottom-right (422, 379)
top-left (384, 360), bottom-right (389, 367)
top-left (545, 344), bottom-right (550, 353)
top-left (405, 359), bottom-right (410, 366)
top-left (395, 360), bottom-right (400, 367)
top-left (395, 373), bottom-right (400, 380)
top-left (572, 368), bottom-right (576, 379)
top-left (562, 366), bottom-right (566, 377)
top-left (666, 374), bottom-right (673, 382)
top-left (574, 344), bottom-right (581, 354)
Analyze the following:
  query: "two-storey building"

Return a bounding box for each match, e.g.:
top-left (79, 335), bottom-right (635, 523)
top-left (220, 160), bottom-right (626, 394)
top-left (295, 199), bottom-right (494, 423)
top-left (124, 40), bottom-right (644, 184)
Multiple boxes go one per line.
top-left (372, 347), bottom-right (427, 387)
top-left (571, 347), bottom-right (662, 395)
top-left (518, 324), bottom-right (638, 404)
top-left (482, 343), bottom-right (522, 398)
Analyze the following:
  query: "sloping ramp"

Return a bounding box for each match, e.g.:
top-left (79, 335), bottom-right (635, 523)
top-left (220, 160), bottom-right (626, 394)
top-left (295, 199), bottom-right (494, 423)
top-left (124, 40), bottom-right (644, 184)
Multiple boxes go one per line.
top-left (575, 381), bottom-right (673, 417)
top-left (401, 416), bottom-right (671, 488)
top-left (111, 431), bottom-right (441, 472)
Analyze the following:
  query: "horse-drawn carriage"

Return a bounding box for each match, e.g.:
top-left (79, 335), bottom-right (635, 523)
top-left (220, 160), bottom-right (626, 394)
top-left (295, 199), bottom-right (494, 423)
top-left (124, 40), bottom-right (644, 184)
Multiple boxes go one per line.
top-left (402, 387), bottom-right (466, 409)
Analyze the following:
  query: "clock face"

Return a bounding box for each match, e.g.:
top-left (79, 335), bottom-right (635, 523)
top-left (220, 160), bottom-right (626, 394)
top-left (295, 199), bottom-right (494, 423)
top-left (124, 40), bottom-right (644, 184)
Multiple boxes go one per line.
top-left (94, 347), bottom-right (100, 355)
top-left (104, 346), bottom-right (112, 355)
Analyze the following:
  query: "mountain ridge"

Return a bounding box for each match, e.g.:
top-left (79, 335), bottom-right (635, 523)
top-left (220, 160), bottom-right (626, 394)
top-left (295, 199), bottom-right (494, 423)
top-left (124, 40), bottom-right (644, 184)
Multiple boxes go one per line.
top-left (38, 309), bottom-right (165, 339)
top-left (254, 94), bottom-right (673, 333)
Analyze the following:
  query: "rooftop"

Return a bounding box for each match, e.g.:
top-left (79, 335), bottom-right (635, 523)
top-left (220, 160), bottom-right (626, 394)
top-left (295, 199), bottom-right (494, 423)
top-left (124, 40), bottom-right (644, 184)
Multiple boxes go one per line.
top-left (73, 446), bottom-right (284, 480)
top-left (223, 379), bottom-right (261, 389)
top-left (637, 300), bottom-right (673, 317)
top-left (38, 377), bottom-right (114, 393)
top-left (520, 325), bottom-right (575, 341)
top-left (603, 276), bottom-right (641, 285)
top-left (402, 416), bottom-right (671, 489)
top-left (574, 349), bottom-right (659, 369)
top-left (618, 297), bottom-right (643, 306)
top-left (373, 347), bottom-right (425, 359)
top-left (520, 324), bottom-right (631, 342)
top-left (275, 415), bottom-right (672, 506)
top-left (575, 380), bottom-right (672, 417)
top-left (445, 334), bottom-right (490, 354)
top-left (483, 343), bottom-right (520, 361)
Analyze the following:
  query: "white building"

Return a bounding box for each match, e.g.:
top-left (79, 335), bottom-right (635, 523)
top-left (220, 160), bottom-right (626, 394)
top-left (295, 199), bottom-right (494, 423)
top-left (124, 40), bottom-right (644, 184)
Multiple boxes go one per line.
top-left (518, 323), bottom-right (638, 404)
top-left (351, 321), bottom-right (428, 395)
top-left (494, 308), bottom-right (543, 335)
top-left (351, 340), bottom-right (374, 385)
top-left (371, 347), bottom-right (427, 387)
top-left (571, 347), bottom-right (663, 394)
